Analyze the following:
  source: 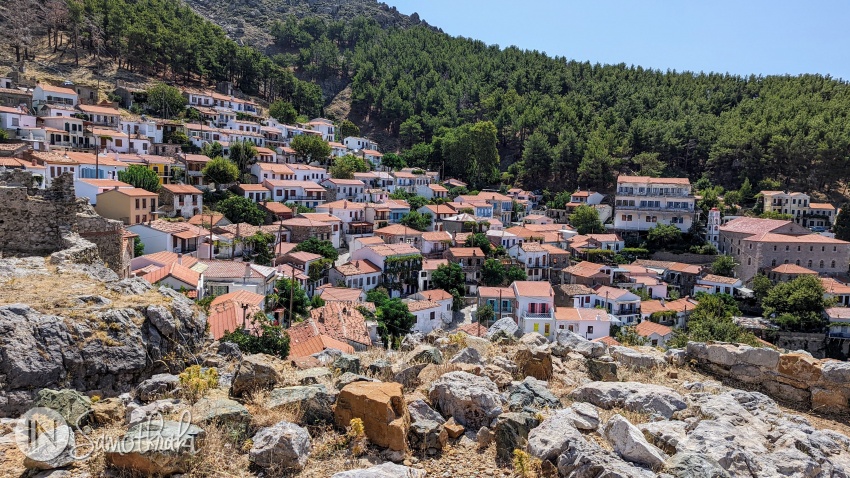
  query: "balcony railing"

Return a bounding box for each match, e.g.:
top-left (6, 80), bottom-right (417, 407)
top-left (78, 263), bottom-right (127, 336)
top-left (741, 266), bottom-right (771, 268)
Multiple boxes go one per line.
top-left (522, 311), bottom-right (554, 320)
top-left (616, 204), bottom-right (694, 212)
top-left (616, 190), bottom-right (693, 197)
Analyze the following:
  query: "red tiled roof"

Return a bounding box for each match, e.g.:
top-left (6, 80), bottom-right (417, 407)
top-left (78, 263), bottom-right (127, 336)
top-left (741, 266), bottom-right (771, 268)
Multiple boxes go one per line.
top-left (456, 322), bottom-right (488, 337)
top-left (635, 320), bottom-right (673, 338)
top-left (593, 336), bottom-right (621, 346)
top-left (478, 286), bottom-right (515, 299)
top-left (286, 301), bottom-right (371, 350)
top-left (555, 308), bottom-right (611, 322)
top-left (422, 258), bottom-right (448, 271)
top-left (162, 184), bottom-right (202, 194)
top-left (317, 286), bottom-right (364, 302)
top-left (210, 290), bottom-right (265, 308)
top-left (375, 224), bottom-right (423, 236)
top-left (512, 281), bottom-right (554, 298)
top-left (418, 289), bottom-right (453, 301)
top-left (406, 300), bottom-right (442, 312)
top-left (208, 302), bottom-right (261, 340)
top-left (335, 260), bottom-right (381, 276)
top-left (287, 334), bottom-right (355, 358)
top-left (770, 264), bottom-right (818, 275)
top-left (616, 176), bottom-right (690, 185)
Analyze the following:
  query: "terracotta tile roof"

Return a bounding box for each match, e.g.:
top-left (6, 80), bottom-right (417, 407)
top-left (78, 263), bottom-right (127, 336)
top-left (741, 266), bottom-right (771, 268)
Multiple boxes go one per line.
top-left (161, 184), bottom-right (202, 194)
top-left (428, 184), bottom-right (448, 192)
top-left (616, 176), bottom-right (691, 185)
top-left (139, 262), bottom-right (200, 287)
top-left (593, 285), bottom-right (637, 301)
top-left (478, 286), bottom-right (516, 299)
top-left (667, 262), bottom-right (703, 274)
top-left (334, 260), bottom-right (381, 276)
top-left (263, 179), bottom-right (326, 191)
top-left (454, 232), bottom-right (472, 244)
top-left (520, 242), bottom-right (546, 253)
top-left (421, 231), bottom-right (453, 242)
top-left (700, 274), bottom-right (741, 285)
top-left (284, 251), bottom-right (323, 263)
top-left (418, 289), bottom-right (453, 301)
top-left (512, 281), bottom-right (554, 298)
top-left (200, 260), bottom-right (276, 279)
top-left (456, 322), bottom-right (488, 337)
top-left (319, 200), bottom-right (366, 211)
top-left (208, 302), bottom-right (262, 340)
top-left (375, 224), bottom-right (423, 236)
top-left (78, 104), bottom-right (121, 115)
top-left (422, 258), bottom-right (448, 271)
top-left (256, 163), bottom-right (294, 175)
top-left (316, 287), bottom-right (364, 302)
top-left (287, 334), bottom-right (355, 358)
top-left (557, 284), bottom-right (594, 296)
top-left (300, 213), bottom-right (342, 223)
top-left (183, 154), bottom-right (212, 163)
top-left (365, 243), bottom-right (421, 257)
top-left (286, 301), bottom-right (371, 349)
top-left (822, 278), bottom-right (850, 295)
top-left (277, 217), bottom-right (333, 228)
top-left (543, 244), bottom-right (570, 257)
top-left (405, 300), bottom-right (442, 312)
top-left (565, 261), bottom-right (607, 278)
top-left (188, 213), bottom-right (226, 226)
top-left (593, 336), bottom-right (621, 346)
top-left (324, 178), bottom-right (365, 186)
top-left (77, 179), bottom-right (131, 188)
top-left (809, 203), bottom-right (836, 210)
top-left (104, 187), bottom-right (157, 197)
top-left (752, 233), bottom-right (848, 244)
top-left (635, 320), bottom-right (673, 338)
top-left (356, 236), bottom-right (385, 246)
top-left (147, 220), bottom-right (210, 236)
top-left (555, 308), bottom-right (611, 322)
top-left (261, 202), bottom-right (293, 215)
top-left (769, 264), bottom-right (817, 275)
top-left (210, 290), bottom-right (265, 308)
top-left (38, 83), bottom-right (77, 95)
top-left (824, 307), bottom-right (850, 320)
top-left (276, 263), bottom-right (309, 281)
top-left (236, 183), bottom-right (270, 192)
top-left (447, 247), bottom-right (485, 258)
top-left (421, 204), bottom-right (457, 215)
top-left (719, 217), bottom-right (791, 236)
top-left (641, 298), bottom-right (696, 315)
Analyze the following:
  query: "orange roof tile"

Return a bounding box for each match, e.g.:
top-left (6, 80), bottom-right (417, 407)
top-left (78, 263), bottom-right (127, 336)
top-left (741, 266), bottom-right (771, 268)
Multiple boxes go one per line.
top-left (210, 290), bottom-right (265, 308)
top-left (287, 334), bottom-right (355, 358)
top-left (555, 308), bottom-right (611, 322)
top-left (418, 289), bottom-right (453, 301)
top-left (769, 264), bottom-right (817, 275)
top-left (334, 260), bottom-right (381, 276)
top-left (700, 274), bottom-right (741, 285)
top-left (592, 336), bottom-right (621, 346)
top-left (456, 322), bottom-right (488, 337)
top-left (286, 301), bottom-right (371, 349)
top-left (406, 300), bottom-right (442, 312)
top-left (162, 184), bottom-right (202, 194)
top-left (317, 286), bottom-right (364, 302)
top-left (512, 281), bottom-right (554, 298)
top-left (635, 320), bottom-right (673, 338)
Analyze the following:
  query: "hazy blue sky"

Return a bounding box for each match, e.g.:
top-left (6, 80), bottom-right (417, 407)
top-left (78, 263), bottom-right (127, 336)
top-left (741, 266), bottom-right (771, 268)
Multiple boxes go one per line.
top-left (385, 0), bottom-right (848, 80)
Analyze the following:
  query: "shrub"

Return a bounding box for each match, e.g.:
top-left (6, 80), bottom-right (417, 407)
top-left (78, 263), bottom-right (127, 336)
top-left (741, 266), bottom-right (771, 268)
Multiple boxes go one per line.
top-left (179, 365), bottom-right (219, 401)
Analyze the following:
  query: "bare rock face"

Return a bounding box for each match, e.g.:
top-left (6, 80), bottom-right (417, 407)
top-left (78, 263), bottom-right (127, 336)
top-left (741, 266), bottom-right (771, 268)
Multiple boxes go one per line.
top-left (331, 462), bottom-right (426, 478)
top-left (334, 382), bottom-right (409, 451)
top-left (428, 371), bottom-right (503, 431)
top-left (514, 346), bottom-right (553, 380)
top-left (249, 420), bottom-right (311, 471)
top-left (570, 381), bottom-right (687, 419)
top-left (602, 414), bottom-right (668, 468)
top-left (105, 420), bottom-right (205, 475)
top-left (0, 281), bottom-right (206, 418)
top-left (229, 354), bottom-right (285, 397)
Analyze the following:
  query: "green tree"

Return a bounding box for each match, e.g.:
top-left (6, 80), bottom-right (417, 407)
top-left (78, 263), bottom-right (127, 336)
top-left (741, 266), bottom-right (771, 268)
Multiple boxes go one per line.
top-left (646, 224), bottom-right (683, 250)
top-left (711, 255), bottom-right (737, 277)
top-left (834, 204), bottom-right (850, 241)
top-left (269, 277), bottom-right (310, 326)
top-left (481, 258), bottom-right (506, 286)
top-left (228, 140), bottom-right (258, 174)
top-left (329, 154), bottom-right (370, 179)
top-left (311, 294), bottom-right (326, 308)
top-left (245, 231), bottom-right (275, 265)
top-left (291, 134), bottom-right (331, 163)
top-left (477, 303), bottom-right (494, 324)
top-left (577, 131), bottom-right (618, 190)
top-left (406, 195), bottom-right (428, 211)
top-left (506, 266), bottom-right (527, 283)
top-left (465, 233), bottom-right (493, 256)
top-left (216, 195), bottom-right (265, 225)
top-left (339, 119), bottom-right (360, 139)
top-left (269, 99), bottom-right (298, 124)
top-left (762, 275), bottom-right (829, 332)
top-left (133, 236), bottom-right (145, 257)
top-left (202, 157), bottom-right (240, 189)
top-left (432, 263), bottom-right (466, 298)
top-left (616, 326), bottom-right (648, 346)
top-left (118, 164), bottom-right (161, 193)
top-left (738, 178), bottom-right (754, 204)
top-left (399, 211), bottom-right (432, 231)
top-left (220, 313), bottom-right (290, 359)
top-left (668, 294), bottom-right (760, 348)
top-left (751, 273), bottom-right (773, 304)
top-left (376, 298), bottom-right (416, 349)
top-left (569, 205), bottom-right (604, 234)
top-left (146, 83), bottom-right (186, 119)
top-left (366, 287), bottom-right (390, 307)
top-left (293, 237), bottom-right (338, 261)
top-left (0, 129), bottom-right (8, 140)
top-left (519, 131), bottom-right (553, 187)
top-left (632, 152), bottom-right (665, 177)
top-left (201, 142), bottom-right (224, 159)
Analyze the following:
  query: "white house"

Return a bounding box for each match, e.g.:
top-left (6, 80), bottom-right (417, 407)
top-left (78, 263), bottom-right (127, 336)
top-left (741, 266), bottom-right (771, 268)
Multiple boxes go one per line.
top-left (587, 286), bottom-right (642, 325)
top-left (554, 308), bottom-right (611, 341)
top-left (314, 200), bottom-right (366, 235)
top-left (614, 176), bottom-right (696, 232)
top-left (412, 289), bottom-right (454, 317)
top-left (305, 118), bottom-right (336, 142)
top-left (509, 242), bottom-right (551, 281)
top-left (41, 116), bottom-right (89, 149)
top-left (251, 162), bottom-right (294, 182)
top-left (418, 258), bottom-right (448, 292)
top-left (513, 281), bottom-right (556, 339)
top-left (405, 299), bottom-right (449, 334)
top-left (487, 230), bottom-right (519, 250)
top-left (128, 220), bottom-right (214, 256)
top-left (418, 204), bottom-right (456, 232)
top-left (321, 178), bottom-right (365, 202)
top-left (0, 106), bottom-right (36, 131)
top-left (33, 83), bottom-right (78, 107)
top-left (299, 213), bottom-right (344, 248)
top-left (343, 136), bottom-right (378, 151)
top-left (329, 259), bottom-right (382, 291)
top-left (419, 183), bottom-right (449, 200)
top-left (234, 184), bottom-right (272, 203)
top-left (262, 179), bottom-right (327, 208)
top-left (201, 260), bottom-right (277, 297)
top-left (73, 179), bottom-right (132, 205)
top-left (350, 242), bottom-right (422, 297)
top-left (159, 184), bottom-right (204, 219)
top-left (634, 320), bottom-right (674, 348)
top-left (695, 274), bottom-right (743, 296)
top-left (288, 163), bottom-right (329, 182)
top-left (420, 231), bottom-right (453, 257)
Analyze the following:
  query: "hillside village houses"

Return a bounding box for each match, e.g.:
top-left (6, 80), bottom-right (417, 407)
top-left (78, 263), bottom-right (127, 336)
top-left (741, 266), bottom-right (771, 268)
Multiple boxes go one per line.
top-left (7, 76), bottom-right (850, 356)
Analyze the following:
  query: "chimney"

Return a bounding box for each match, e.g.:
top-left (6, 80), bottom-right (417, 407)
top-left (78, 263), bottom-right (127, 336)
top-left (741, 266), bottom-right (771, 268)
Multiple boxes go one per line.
top-left (243, 262), bottom-right (251, 284)
top-left (177, 253), bottom-right (183, 265)
top-left (319, 312), bottom-right (325, 323)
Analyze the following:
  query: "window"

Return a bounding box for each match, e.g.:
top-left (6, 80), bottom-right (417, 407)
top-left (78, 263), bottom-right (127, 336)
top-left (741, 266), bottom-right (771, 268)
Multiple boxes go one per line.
top-left (11, 117), bottom-right (19, 127)
top-left (808, 260), bottom-right (813, 267)
top-left (135, 198), bottom-right (140, 208)
top-left (544, 324), bottom-right (550, 336)
top-left (587, 326), bottom-right (594, 334)
top-left (748, 258), bottom-right (751, 265)
top-left (135, 215), bottom-right (140, 223)
top-left (820, 260), bottom-right (825, 268)
top-left (832, 261), bottom-right (836, 268)
top-left (568, 325), bottom-right (574, 332)
top-left (771, 259), bottom-right (777, 267)
top-left (533, 323), bottom-right (539, 332)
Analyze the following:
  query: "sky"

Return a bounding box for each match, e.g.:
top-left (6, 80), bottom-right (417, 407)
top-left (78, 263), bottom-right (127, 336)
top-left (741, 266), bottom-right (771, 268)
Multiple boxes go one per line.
top-left (385, 0), bottom-right (849, 80)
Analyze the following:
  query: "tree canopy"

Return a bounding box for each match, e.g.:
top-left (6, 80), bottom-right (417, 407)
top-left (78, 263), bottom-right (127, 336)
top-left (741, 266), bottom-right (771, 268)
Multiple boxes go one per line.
top-left (269, 277), bottom-right (310, 326)
top-left (216, 195), bottom-right (265, 225)
top-left (711, 255), bottom-right (737, 277)
top-left (269, 99), bottom-right (298, 124)
top-left (762, 275), bottom-right (830, 332)
top-left (668, 294), bottom-right (760, 348)
top-left (202, 157), bottom-right (240, 189)
top-left (569, 205), bottom-right (604, 235)
top-left (118, 165), bottom-right (161, 193)
top-left (146, 83), bottom-right (186, 118)
top-left (293, 237), bottom-right (339, 261)
top-left (329, 154), bottom-right (369, 179)
top-left (399, 211), bottom-right (431, 232)
top-left (291, 134), bottom-right (331, 163)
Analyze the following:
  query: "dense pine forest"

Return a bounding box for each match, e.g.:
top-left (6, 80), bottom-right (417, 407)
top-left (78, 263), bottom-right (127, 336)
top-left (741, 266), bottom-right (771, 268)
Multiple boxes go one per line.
top-left (5, 0), bottom-right (850, 195)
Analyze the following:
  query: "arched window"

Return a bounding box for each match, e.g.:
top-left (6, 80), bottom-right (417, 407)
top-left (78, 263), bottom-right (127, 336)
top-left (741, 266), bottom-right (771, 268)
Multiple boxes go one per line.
top-left (820, 260), bottom-right (825, 268)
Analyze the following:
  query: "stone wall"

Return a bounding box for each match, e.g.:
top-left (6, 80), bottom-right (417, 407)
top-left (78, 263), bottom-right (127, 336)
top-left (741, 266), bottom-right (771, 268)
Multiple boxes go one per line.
top-left (0, 171), bottom-right (130, 276)
top-left (774, 332), bottom-right (828, 358)
top-left (651, 251), bottom-right (716, 265)
top-left (684, 342), bottom-right (850, 413)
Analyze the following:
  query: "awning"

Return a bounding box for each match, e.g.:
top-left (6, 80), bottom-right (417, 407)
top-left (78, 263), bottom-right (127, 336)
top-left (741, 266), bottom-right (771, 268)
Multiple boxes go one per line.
top-left (736, 287), bottom-right (754, 298)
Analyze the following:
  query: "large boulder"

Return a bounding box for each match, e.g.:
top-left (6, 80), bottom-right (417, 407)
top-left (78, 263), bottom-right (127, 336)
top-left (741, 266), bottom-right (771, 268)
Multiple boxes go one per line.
top-left (449, 347), bottom-right (483, 365)
top-left (105, 420), bottom-right (205, 475)
top-left (367, 359), bottom-right (394, 379)
top-left (331, 462), bottom-right (426, 478)
top-left (602, 414), bottom-right (668, 468)
top-left (191, 397), bottom-right (251, 438)
top-left (514, 346), bottom-right (553, 380)
top-left (249, 420), bottom-right (311, 470)
top-left (334, 382), bottom-right (409, 451)
top-left (406, 345), bottom-right (444, 365)
top-left (125, 398), bottom-right (187, 427)
top-left (665, 452), bottom-right (732, 478)
top-left (230, 354), bottom-right (285, 397)
top-left (586, 358), bottom-right (618, 381)
top-left (34, 389), bottom-right (91, 427)
top-left (487, 317), bottom-right (519, 340)
top-left (570, 381), bottom-right (687, 419)
top-left (296, 367), bottom-right (332, 385)
top-left (518, 332), bottom-right (549, 348)
top-left (504, 376), bottom-right (560, 412)
top-left (22, 421), bottom-right (76, 471)
top-left (563, 402), bottom-right (601, 431)
top-left (333, 354), bottom-right (361, 374)
top-left (552, 331), bottom-right (606, 358)
top-left (428, 371), bottom-right (503, 430)
top-left (268, 385), bottom-right (337, 424)
top-left (407, 399), bottom-right (447, 455)
top-left (608, 346), bottom-right (665, 369)
top-left (336, 372), bottom-right (379, 390)
top-left (493, 412), bottom-right (540, 462)
top-left (135, 373), bottom-right (180, 402)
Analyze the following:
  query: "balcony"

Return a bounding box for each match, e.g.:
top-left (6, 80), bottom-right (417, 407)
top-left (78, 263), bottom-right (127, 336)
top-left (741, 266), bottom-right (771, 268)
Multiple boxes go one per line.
top-left (616, 204), bottom-right (694, 212)
top-left (521, 311), bottom-right (554, 320)
top-left (616, 189), bottom-right (692, 198)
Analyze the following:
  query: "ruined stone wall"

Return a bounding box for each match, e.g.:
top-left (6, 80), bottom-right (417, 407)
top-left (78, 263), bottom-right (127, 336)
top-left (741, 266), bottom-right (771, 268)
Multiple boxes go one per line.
top-left (685, 342), bottom-right (850, 413)
top-left (774, 332), bottom-right (828, 358)
top-left (0, 171), bottom-right (130, 276)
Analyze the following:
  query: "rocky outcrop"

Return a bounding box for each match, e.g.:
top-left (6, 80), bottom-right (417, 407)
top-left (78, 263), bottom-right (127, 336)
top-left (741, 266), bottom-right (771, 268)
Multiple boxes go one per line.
top-left (514, 346), bottom-right (553, 380)
top-left (504, 376), bottom-right (560, 412)
top-left (331, 462), bottom-right (426, 478)
top-left (34, 389), bottom-right (91, 427)
top-left (268, 385), bottom-right (337, 424)
top-left (249, 420), bottom-right (311, 471)
top-left (407, 399), bottom-right (447, 455)
top-left (487, 317), bottom-right (519, 341)
top-left (603, 414), bottom-right (668, 468)
top-left (493, 412), bottom-right (539, 462)
top-left (552, 331), bottom-right (606, 358)
top-left (334, 382), bottom-right (409, 451)
top-left (191, 397), bottom-right (251, 438)
top-left (608, 346), bottom-right (666, 369)
top-left (333, 353), bottom-right (361, 374)
top-left (230, 354), bottom-right (286, 397)
top-left (0, 271), bottom-right (206, 417)
top-left (685, 342), bottom-right (850, 412)
top-left (135, 373), bottom-right (180, 402)
top-left (105, 420), bottom-right (205, 475)
top-left (570, 381), bottom-right (687, 418)
top-left (428, 371), bottom-right (503, 430)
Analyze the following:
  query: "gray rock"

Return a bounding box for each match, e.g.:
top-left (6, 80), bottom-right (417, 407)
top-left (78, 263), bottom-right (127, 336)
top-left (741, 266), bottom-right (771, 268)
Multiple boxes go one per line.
top-left (566, 402), bottom-right (600, 431)
top-left (191, 397), bottom-right (251, 438)
top-left (400, 332), bottom-right (424, 351)
top-left (487, 317), bottom-right (520, 340)
top-left (297, 367), bottom-right (332, 385)
top-left (407, 400), bottom-right (447, 455)
top-left (665, 348), bottom-right (686, 366)
top-left (407, 345), bottom-right (443, 365)
top-left (608, 346), bottom-right (665, 369)
top-left (336, 372), bottom-right (379, 390)
top-left (490, 356), bottom-right (518, 374)
top-left (230, 353), bottom-right (284, 397)
top-left (477, 426), bottom-right (494, 448)
top-left (126, 398), bottom-right (187, 427)
top-left (603, 414), bottom-right (668, 468)
top-left (249, 420), bottom-right (311, 470)
top-left (519, 332), bottom-right (549, 348)
top-left (822, 360), bottom-right (850, 383)
top-left (666, 453), bottom-right (731, 478)
top-left (268, 385), bottom-right (337, 424)
top-left (393, 363), bottom-right (428, 389)
top-left (331, 462), bottom-right (426, 478)
top-left (504, 376), bottom-right (560, 412)
top-left (552, 331), bottom-right (606, 358)
top-left (312, 347), bottom-right (343, 364)
top-left (586, 358), bottom-right (618, 381)
top-left (333, 353), bottom-right (361, 374)
top-left (494, 412), bottom-right (540, 462)
top-left (34, 389), bottom-right (91, 427)
top-left (367, 359), bottom-right (393, 379)
top-left (105, 420), bottom-right (205, 475)
top-left (216, 341), bottom-right (242, 360)
top-left (639, 420), bottom-right (688, 455)
top-left (146, 305), bottom-right (176, 337)
top-left (737, 345), bottom-right (780, 369)
top-left (135, 373), bottom-right (180, 402)
top-left (449, 347), bottom-right (483, 365)
top-left (428, 371), bottom-right (503, 430)
top-left (23, 424), bottom-right (76, 470)
top-left (570, 381), bottom-right (686, 419)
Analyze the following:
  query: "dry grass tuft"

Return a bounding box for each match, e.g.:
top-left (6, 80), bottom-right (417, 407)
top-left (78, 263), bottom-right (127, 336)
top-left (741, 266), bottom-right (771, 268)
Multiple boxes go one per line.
top-left (186, 424), bottom-right (252, 478)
